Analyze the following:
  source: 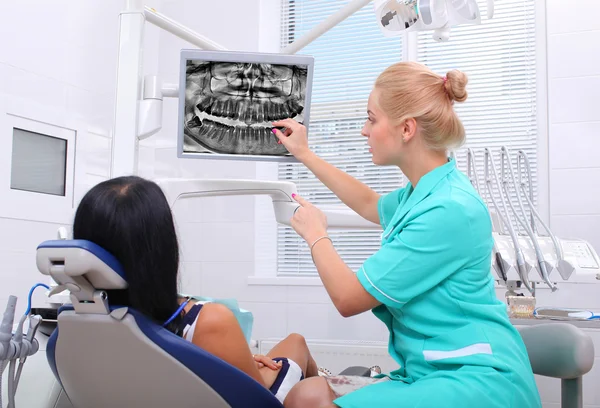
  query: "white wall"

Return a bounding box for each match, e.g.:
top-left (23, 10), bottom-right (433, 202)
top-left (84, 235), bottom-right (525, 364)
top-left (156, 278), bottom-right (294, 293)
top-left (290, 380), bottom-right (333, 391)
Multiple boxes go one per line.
top-left (0, 1), bottom-right (127, 315)
top-left (0, 0), bottom-right (166, 314)
top-left (538, 2), bottom-right (600, 406)
top-left (547, 0), bottom-right (600, 259)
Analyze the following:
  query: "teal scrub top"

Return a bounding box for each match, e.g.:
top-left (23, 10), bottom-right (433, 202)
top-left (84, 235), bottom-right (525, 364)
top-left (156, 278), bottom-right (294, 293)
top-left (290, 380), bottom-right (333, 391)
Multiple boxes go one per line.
top-left (335, 159), bottom-right (541, 408)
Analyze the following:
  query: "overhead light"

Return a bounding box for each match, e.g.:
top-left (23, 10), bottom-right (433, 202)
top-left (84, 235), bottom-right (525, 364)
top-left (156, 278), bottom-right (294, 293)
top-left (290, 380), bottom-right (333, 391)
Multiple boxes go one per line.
top-left (374, 0), bottom-right (494, 42)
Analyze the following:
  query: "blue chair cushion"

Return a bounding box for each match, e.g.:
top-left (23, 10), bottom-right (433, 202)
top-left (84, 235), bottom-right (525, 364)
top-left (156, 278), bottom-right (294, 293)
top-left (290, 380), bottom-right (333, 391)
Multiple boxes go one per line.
top-left (47, 306), bottom-right (284, 408)
top-left (129, 308), bottom-right (284, 407)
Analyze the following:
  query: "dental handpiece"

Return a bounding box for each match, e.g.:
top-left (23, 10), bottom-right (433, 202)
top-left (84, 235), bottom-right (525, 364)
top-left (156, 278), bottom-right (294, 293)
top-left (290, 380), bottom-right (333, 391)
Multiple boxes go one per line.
top-left (0, 296), bottom-right (17, 360)
top-left (25, 315), bottom-right (41, 357)
top-left (517, 150), bottom-right (574, 281)
top-left (500, 147), bottom-right (557, 292)
top-left (484, 149), bottom-right (534, 295)
top-left (468, 148), bottom-right (506, 281)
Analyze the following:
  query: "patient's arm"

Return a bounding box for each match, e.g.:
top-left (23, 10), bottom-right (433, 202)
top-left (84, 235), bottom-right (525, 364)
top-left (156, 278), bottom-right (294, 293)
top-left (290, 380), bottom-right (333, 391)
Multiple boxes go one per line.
top-left (191, 303), bottom-right (279, 388)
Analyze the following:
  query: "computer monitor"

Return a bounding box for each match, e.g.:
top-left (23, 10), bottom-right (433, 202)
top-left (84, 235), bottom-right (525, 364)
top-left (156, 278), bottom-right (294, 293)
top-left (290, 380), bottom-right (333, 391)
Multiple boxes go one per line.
top-left (178, 49), bottom-right (314, 162)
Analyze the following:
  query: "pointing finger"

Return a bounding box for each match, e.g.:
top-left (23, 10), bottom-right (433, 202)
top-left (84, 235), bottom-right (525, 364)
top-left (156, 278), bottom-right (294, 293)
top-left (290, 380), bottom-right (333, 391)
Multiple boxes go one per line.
top-left (271, 128), bottom-right (287, 145)
top-left (292, 193), bottom-right (310, 207)
top-left (273, 118), bottom-right (300, 131)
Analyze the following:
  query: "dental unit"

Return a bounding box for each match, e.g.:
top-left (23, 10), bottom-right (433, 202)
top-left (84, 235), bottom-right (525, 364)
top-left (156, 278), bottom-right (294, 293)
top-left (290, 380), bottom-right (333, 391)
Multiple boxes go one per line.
top-left (464, 147), bottom-right (599, 318)
top-left (2, 1), bottom-right (598, 407)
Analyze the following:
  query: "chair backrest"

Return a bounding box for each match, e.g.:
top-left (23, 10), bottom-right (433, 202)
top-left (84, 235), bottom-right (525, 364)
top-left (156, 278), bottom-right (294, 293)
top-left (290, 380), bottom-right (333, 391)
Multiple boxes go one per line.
top-left (38, 240), bottom-right (284, 408)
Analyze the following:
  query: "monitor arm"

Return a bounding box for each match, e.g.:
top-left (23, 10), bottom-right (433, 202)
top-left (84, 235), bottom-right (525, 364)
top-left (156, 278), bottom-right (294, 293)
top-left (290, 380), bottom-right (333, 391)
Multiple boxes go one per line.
top-left (156, 178), bottom-right (381, 230)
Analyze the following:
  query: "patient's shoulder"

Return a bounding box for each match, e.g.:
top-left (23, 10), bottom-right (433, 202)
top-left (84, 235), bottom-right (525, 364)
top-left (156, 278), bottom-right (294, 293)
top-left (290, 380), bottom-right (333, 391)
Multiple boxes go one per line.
top-left (194, 302), bottom-right (237, 334)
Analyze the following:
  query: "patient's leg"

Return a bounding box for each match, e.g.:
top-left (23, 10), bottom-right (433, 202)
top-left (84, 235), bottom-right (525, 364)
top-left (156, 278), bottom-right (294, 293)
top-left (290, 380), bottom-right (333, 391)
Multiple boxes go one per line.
top-left (266, 333), bottom-right (318, 378)
top-left (284, 377), bottom-right (337, 408)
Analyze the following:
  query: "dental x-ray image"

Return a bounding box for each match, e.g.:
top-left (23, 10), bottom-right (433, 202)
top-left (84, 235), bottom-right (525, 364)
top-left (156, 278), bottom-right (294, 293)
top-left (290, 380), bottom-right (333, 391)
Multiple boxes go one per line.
top-left (183, 59), bottom-right (309, 157)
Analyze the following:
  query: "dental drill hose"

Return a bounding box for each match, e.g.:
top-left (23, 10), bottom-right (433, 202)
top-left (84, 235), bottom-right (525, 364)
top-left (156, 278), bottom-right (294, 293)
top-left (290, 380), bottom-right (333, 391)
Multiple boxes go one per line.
top-left (14, 315), bottom-right (42, 392)
top-left (0, 296), bottom-right (18, 408)
top-left (0, 296), bottom-right (17, 360)
top-left (484, 149), bottom-right (534, 294)
top-left (500, 147), bottom-right (557, 292)
top-left (1, 285), bottom-right (47, 408)
top-left (8, 359), bottom-right (17, 408)
top-left (7, 309), bottom-right (27, 408)
top-left (0, 360), bottom-right (6, 408)
top-left (517, 150), bottom-right (574, 281)
top-left (468, 148), bottom-right (507, 282)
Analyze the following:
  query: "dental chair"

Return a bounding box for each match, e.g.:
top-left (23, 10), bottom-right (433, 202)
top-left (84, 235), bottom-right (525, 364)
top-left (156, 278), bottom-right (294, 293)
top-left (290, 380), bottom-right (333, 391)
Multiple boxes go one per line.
top-left (36, 239), bottom-right (287, 408)
top-left (36, 240), bottom-right (595, 408)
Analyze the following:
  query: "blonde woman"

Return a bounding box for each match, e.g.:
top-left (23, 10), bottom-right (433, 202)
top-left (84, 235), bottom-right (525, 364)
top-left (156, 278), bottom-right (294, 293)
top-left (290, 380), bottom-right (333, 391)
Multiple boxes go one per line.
top-left (272, 62), bottom-right (541, 408)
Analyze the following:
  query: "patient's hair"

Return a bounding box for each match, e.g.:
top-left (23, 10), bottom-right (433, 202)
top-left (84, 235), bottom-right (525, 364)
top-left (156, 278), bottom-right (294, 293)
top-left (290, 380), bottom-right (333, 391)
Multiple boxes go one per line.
top-left (73, 176), bottom-right (182, 333)
top-left (374, 61), bottom-right (468, 150)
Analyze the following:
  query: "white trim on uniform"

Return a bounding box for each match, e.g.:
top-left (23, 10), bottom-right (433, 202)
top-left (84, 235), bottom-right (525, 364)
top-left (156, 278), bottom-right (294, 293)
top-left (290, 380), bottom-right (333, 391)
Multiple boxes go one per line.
top-left (423, 343), bottom-right (493, 362)
top-left (360, 266), bottom-right (406, 305)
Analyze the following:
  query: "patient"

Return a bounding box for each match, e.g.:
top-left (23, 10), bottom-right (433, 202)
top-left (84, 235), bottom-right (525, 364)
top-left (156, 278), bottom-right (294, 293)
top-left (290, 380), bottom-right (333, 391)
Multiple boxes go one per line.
top-left (72, 175), bottom-right (319, 404)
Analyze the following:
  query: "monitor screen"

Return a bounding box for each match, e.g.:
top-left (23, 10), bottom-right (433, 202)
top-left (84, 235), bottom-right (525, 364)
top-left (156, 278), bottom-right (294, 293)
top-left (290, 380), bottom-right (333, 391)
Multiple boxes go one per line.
top-left (178, 50), bottom-right (314, 162)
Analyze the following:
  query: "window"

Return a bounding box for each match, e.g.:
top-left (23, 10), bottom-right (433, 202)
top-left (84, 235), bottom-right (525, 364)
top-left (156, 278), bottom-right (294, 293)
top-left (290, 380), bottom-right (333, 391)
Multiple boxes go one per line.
top-left (416, 0), bottom-right (538, 233)
top-left (277, 0), bottom-right (404, 276)
top-left (276, 0), bottom-right (539, 276)
top-left (11, 128), bottom-right (68, 196)
top-left (0, 96), bottom-right (81, 225)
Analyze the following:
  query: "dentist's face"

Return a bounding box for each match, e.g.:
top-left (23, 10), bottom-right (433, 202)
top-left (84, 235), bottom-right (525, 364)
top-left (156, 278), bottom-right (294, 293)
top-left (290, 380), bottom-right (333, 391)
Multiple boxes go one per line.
top-left (361, 89), bottom-right (401, 166)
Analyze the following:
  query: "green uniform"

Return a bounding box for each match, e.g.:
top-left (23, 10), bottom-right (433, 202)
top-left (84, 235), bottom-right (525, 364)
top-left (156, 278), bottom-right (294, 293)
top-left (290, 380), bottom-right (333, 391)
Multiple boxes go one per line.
top-left (335, 159), bottom-right (541, 408)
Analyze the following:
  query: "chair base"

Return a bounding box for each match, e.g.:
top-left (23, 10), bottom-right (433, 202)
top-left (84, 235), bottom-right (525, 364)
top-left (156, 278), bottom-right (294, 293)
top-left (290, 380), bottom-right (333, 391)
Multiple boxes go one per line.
top-left (562, 377), bottom-right (583, 408)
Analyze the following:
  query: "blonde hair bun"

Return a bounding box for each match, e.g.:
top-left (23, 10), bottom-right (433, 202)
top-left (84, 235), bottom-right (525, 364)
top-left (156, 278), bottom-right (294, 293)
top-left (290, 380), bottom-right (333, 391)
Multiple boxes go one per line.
top-left (444, 70), bottom-right (468, 103)
top-left (374, 62), bottom-right (467, 150)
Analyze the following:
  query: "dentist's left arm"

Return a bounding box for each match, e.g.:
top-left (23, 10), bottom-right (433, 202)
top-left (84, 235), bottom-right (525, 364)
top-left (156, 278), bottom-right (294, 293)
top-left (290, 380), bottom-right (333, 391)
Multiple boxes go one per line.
top-left (291, 195), bottom-right (381, 317)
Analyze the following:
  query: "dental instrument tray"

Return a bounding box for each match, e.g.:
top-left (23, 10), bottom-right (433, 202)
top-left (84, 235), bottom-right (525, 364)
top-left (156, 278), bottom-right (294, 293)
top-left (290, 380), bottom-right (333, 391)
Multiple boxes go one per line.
top-left (533, 307), bottom-right (599, 321)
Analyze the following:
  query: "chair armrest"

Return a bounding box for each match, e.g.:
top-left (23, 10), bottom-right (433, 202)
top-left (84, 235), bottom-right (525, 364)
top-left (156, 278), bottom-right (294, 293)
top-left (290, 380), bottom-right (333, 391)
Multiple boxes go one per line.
top-left (518, 323), bottom-right (594, 379)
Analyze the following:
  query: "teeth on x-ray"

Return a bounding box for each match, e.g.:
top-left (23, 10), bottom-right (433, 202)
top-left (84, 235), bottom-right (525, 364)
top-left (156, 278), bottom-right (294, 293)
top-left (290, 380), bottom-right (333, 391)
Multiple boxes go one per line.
top-left (184, 61), bottom-right (308, 155)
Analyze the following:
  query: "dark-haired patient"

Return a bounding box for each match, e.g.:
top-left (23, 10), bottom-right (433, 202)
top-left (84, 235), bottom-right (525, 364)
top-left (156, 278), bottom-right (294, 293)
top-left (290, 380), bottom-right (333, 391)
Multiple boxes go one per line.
top-left (73, 176), bottom-right (318, 404)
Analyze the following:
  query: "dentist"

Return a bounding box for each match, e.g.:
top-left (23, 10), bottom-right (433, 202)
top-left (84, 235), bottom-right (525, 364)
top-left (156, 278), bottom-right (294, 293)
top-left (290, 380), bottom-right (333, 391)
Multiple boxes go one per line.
top-left (272, 62), bottom-right (541, 408)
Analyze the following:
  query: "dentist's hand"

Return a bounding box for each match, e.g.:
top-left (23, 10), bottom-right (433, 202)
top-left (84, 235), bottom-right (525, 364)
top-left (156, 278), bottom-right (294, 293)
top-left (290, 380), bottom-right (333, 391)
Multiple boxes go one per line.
top-left (291, 194), bottom-right (328, 244)
top-left (272, 119), bottom-right (312, 162)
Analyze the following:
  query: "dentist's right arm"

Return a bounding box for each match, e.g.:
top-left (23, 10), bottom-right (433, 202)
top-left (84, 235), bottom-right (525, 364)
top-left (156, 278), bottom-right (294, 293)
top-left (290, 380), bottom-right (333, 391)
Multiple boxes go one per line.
top-left (272, 118), bottom-right (380, 224)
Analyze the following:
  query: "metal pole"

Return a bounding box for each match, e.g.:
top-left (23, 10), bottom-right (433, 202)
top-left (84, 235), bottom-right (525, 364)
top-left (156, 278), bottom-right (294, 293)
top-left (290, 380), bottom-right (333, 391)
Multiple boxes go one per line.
top-left (144, 6), bottom-right (228, 50)
top-left (111, 0), bottom-right (145, 177)
top-left (561, 378), bottom-right (583, 408)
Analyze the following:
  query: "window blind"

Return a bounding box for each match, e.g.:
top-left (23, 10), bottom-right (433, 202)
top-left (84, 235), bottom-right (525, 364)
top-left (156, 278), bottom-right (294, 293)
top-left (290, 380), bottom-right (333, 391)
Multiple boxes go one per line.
top-left (277, 0), bottom-right (403, 276)
top-left (277, 0), bottom-right (538, 276)
top-left (417, 0), bottom-right (538, 234)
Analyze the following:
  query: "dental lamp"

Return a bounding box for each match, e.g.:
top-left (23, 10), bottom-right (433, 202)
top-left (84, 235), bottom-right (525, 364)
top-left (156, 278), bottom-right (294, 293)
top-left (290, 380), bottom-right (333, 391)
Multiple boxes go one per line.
top-left (374, 0), bottom-right (495, 42)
